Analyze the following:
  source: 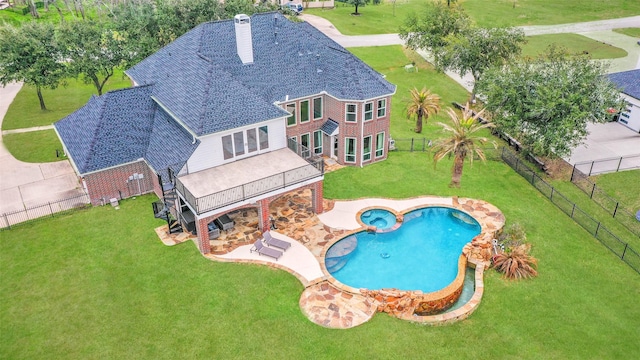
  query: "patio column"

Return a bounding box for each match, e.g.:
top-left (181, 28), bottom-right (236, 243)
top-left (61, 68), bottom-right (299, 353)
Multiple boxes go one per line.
top-left (258, 198), bottom-right (270, 233)
top-left (311, 181), bottom-right (323, 214)
top-left (195, 219), bottom-right (211, 254)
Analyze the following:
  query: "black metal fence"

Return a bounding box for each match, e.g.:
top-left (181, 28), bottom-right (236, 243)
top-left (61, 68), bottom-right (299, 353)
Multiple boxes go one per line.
top-left (389, 137), bottom-right (502, 161)
top-left (0, 192), bottom-right (90, 230)
top-left (573, 154), bottom-right (640, 176)
top-left (502, 148), bottom-right (639, 274)
top-left (570, 166), bottom-right (640, 238)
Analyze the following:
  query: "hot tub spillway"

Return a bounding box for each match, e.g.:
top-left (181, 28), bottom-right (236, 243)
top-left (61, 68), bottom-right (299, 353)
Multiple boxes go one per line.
top-left (325, 235), bottom-right (358, 273)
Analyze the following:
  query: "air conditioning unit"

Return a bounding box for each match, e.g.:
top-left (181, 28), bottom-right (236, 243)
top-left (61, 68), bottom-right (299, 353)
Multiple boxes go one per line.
top-left (389, 138), bottom-right (396, 151)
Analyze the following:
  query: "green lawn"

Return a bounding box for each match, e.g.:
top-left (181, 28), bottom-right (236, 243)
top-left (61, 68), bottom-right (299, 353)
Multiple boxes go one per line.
top-left (2, 130), bottom-right (67, 163)
top-left (521, 34), bottom-right (628, 59)
top-left (1, 152), bottom-right (639, 359)
top-left (613, 27), bottom-right (640, 38)
top-left (308, 0), bottom-right (640, 35)
top-left (1, 70), bottom-right (131, 130)
top-left (592, 170), bottom-right (640, 214)
top-left (2, 41), bottom-right (639, 359)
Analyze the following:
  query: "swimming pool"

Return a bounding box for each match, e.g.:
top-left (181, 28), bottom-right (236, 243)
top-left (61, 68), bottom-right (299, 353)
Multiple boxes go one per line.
top-left (326, 207), bottom-right (481, 293)
top-left (360, 209), bottom-right (397, 230)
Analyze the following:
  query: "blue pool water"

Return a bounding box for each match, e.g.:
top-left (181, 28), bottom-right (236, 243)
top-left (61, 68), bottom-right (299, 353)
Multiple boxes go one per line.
top-left (360, 209), bottom-right (397, 230)
top-left (326, 207), bottom-right (481, 293)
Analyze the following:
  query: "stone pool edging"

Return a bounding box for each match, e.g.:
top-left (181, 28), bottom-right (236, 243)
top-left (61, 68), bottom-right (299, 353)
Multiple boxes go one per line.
top-left (155, 194), bottom-right (505, 329)
top-left (317, 196), bottom-right (505, 326)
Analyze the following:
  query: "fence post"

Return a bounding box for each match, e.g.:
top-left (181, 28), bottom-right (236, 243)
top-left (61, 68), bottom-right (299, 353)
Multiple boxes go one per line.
top-left (410, 138), bottom-right (414, 152)
top-left (550, 187), bottom-right (554, 201)
top-left (590, 183), bottom-right (596, 199)
top-left (531, 172), bottom-right (536, 186)
top-left (515, 157), bottom-right (520, 171)
top-left (595, 222), bottom-right (601, 237)
top-left (49, 202), bottom-right (53, 217)
top-left (621, 243), bottom-right (628, 260)
top-left (422, 138), bottom-right (426, 151)
top-left (588, 161), bottom-right (594, 176)
top-left (613, 202), bottom-right (619, 218)
top-left (571, 203), bottom-right (576, 218)
top-left (570, 165), bottom-right (576, 182)
top-left (616, 157), bottom-right (623, 172)
top-left (3, 213), bottom-right (9, 230)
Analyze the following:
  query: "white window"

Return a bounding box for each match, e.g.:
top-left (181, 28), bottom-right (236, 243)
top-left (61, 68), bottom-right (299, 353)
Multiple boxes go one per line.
top-left (247, 128), bottom-right (257, 153)
top-left (345, 137), bottom-right (356, 163)
top-left (300, 100), bottom-right (310, 123)
top-left (377, 99), bottom-right (386, 118)
top-left (301, 133), bottom-right (310, 158)
top-left (363, 135), bottom-right (371, 161)
top-left (375, 132), bottom-right (384, 158)
top-left (313, 97), bottom-right (323, 120)
top-left (259, 126), bottom-right (269, 150)
top-left (345, 103), bottom-right (357, 123)
top-left (222, 135), bottom-right (233, 160)
top-left (286, 103), bottom-right (296, 126)
top-left (233, 131), bottom-right (244, 156)
top-left (313, 130), bottom-right (323, 155)
top-left (364, 102), bottom-right (373, 121)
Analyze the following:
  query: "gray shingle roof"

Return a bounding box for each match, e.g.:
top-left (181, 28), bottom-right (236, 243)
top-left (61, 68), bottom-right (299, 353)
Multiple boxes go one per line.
top-left (608, 69), bottom-right (640, 100)
top-left (55, 85), bottom-right (198, 176)
top-left (320, 119), bottom-right (339, 136)
top-left (126, 12), bottom-right (395, 137)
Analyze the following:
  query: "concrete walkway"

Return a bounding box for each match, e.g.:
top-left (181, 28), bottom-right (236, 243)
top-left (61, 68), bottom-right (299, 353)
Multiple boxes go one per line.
top-left (0, 82), bottom-right (85, 218)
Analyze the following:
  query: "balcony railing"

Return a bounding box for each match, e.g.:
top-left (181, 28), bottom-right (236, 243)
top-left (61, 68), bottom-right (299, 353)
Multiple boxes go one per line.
top-left (175, 142), bottom-right (324, 215)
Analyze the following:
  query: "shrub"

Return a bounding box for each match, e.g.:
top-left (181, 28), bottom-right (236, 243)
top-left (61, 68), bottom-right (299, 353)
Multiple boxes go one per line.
top-left (493, 223), bottom-right (538, 280)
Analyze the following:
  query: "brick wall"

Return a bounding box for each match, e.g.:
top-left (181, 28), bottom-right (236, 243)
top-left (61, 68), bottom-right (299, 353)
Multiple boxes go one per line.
top-left (84, 161), bottom-right (156, 205)
top-left (282, 94), bottom-right (391, 167)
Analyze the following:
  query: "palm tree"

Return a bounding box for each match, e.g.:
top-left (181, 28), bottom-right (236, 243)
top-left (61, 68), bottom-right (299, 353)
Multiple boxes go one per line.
top-left (405, 87), bottom-right (441, 134)
top-left (432, 103), bottom-right (496, 187)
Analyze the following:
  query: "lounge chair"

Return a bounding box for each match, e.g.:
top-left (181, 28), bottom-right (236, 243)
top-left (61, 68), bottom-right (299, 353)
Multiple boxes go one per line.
top-left (263, 231), bottom-right (291, 251)
top-left (215, 214), bottom-right (234, 231)
top-left (250, 239), bottom-right (283, 261)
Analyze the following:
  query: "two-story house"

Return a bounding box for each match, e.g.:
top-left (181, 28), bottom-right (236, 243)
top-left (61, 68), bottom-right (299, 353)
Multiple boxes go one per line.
top-left (54, 13), bottom-right (395, 254)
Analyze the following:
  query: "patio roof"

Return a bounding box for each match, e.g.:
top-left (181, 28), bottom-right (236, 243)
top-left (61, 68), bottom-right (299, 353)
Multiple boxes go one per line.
top-left (320, 119), bottom-right (339, 137)
top-left (176, 148), bottom-right (322, 214)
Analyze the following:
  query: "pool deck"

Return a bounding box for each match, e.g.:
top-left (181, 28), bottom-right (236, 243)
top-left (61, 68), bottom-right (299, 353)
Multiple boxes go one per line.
top-left (156, 194), bottom-right (504, 329)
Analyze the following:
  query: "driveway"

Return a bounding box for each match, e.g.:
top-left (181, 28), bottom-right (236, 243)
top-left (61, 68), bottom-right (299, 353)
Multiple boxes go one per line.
top-left (0, 82), bottom-right (86, 218)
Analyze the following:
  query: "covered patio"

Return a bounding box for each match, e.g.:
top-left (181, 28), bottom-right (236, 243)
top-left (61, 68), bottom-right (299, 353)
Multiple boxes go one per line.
top-left (173, 148), bottom-right (325, 254)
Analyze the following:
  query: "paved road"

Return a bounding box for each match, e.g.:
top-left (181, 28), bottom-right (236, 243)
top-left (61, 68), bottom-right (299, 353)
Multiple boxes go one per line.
top-left (0, 82), bottom-right (85, 219)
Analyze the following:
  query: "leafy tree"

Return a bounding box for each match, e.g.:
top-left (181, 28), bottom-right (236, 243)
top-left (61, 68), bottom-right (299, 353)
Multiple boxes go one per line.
top-left (439, 27), bottom-right (525, 102)
top-left (399, 1), bottom-right (470, 59)
top-left (57, 20), bottom-right (131, 95)
top-left (346, 0), bottom-right (370, 15)
top-left (405, 87), bottom-right (441, 134)
top-left (0, 22), bottom-right (66, 110)
top-left (477, 46), bottom-right (623, 158)
top-left (432, 103), bottom-right (496, 187)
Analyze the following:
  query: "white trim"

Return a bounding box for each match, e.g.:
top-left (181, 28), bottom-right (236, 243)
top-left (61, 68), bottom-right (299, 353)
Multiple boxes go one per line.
top-left (362, 135), bottom-right (372, 162)
top-left (363, 101), bottom-right (373, 122)
top-left (312, 96), bottom-right (323, 120)
top-left (376, 98), bottom-right (387, 118)
top-left (345, 103), bottom-right (357, 123)
top-left (375, 131), bottom-right (385, 158)
top-left (345, 137), bottom-right (357, 163)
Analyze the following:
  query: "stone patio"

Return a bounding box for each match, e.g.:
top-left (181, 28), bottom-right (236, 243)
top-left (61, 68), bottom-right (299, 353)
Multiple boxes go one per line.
top-left (154, 190), bottom-right (505, 329)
